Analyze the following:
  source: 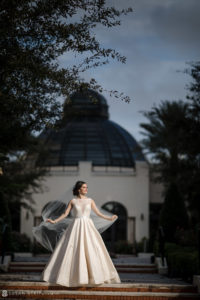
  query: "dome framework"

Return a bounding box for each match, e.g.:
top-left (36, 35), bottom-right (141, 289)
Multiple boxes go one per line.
top-left (36, 90), bottom-right (145, 167)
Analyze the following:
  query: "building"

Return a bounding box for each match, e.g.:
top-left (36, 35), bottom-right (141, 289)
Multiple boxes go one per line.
top-left (21, 89), bottom-right (163, 248)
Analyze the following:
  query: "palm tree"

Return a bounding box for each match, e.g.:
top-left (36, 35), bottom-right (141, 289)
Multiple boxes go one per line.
top-left (140, 100), bottom-right (189, 186)
top-left (140, 101), bottom-right (190, 242)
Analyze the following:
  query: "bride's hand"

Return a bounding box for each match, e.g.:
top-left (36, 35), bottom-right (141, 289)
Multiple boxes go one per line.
top-left (111, 215), bottom-right (118, 221)
top-left (46, 218), bottom-right (56, 224)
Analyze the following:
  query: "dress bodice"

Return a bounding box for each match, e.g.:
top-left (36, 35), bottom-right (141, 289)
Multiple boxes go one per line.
top-left (72, 197), bottom-right (91, 218)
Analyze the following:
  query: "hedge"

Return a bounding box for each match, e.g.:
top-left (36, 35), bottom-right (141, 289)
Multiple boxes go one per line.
top-left (165, 243), bottom-right (198, 281)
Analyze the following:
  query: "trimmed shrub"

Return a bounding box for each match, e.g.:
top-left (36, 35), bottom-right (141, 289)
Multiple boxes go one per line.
top-left (114, 240), bottom-right (133, 254)
top-left (32, 241), bottom-right (50, 254)
top-left (165, 242), bottom-right (198, 281)
top-left (10, 231), bottom-right (32, 252)
top-left (135, 237), bottom-right (150, 253)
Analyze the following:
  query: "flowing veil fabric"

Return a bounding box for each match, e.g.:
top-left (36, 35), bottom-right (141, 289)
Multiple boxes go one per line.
top-left (32, 198), bottom-right (117, 252)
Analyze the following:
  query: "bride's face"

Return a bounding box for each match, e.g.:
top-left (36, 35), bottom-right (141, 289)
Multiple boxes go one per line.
top-left (79, 183), bottom-right (88, 195)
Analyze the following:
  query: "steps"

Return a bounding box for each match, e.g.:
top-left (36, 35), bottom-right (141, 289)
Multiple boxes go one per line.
top-left (115, 264), bottom-right (157, 274)
top-left (0, 281), bottom-right (199, 299)
top-left (1, 256), bottom-right (199, 299)
top-left (8, 262), bottom-right (158, 274)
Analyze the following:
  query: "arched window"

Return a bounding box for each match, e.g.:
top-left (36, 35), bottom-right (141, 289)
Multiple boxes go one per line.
top-left (102, 201), bottom-right (127, 251)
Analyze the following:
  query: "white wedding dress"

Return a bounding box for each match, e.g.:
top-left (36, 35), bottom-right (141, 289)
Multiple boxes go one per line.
top-left (41, 197), bottom-right (121, 287)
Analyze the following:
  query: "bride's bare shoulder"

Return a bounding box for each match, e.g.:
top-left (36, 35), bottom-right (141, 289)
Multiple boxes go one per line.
top-left (89, 198), bottom-right (95, 204)
top-left (70, 198), bottom-right (76, 205)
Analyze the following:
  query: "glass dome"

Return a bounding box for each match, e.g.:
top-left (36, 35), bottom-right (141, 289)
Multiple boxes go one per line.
top-left (36, 90), bottom-right (145, 167)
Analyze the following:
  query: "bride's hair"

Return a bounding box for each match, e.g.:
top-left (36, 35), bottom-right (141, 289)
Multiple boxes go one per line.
top-left (73, 181), bottom-right (86, 196)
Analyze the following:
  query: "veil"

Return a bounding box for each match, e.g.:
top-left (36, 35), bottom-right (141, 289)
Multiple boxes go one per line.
top-left (32, 197), bottom-right (118, 252)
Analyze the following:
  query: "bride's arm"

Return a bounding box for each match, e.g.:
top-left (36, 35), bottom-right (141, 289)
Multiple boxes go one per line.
top-left (46, 199), bottom-right (73, 224)
top-left (91, 199), bottom-right (117, 221)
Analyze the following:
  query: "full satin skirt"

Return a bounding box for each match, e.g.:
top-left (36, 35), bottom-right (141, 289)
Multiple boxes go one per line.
top-left (41, 217), bottom-right (121, 287)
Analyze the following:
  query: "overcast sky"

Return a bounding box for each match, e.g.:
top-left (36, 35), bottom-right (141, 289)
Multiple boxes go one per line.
top-left (59, 0), bottom-right (200, 146)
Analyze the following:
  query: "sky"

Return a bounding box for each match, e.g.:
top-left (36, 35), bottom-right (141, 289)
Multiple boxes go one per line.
top-left (59, 0), bottom-right (200, 146)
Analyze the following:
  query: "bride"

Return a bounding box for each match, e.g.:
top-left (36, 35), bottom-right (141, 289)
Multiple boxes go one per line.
top-left (40, 180), bottom-right (121, 287)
